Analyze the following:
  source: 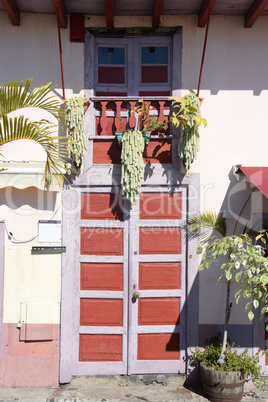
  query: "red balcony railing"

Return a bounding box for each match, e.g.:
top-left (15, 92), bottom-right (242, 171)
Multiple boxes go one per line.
top-left (92, 97), bottom-right (171, 136)
top-left (90, 97), bottom-right (172, 165)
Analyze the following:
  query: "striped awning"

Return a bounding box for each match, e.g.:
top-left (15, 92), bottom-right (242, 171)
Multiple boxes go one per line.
top-left (0, 163), bottom-right (63, 192)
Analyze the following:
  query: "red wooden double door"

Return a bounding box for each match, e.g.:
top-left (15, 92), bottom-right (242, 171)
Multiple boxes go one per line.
top-left (75, 186), bottom-right (186, 375)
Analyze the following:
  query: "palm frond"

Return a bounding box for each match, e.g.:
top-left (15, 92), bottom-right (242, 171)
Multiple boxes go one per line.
top-left (0, 79), bottom-right (64, 124)
top-left (0, 114), bottom-right (69, 190)
top-left (187, 211), bottom-right (227, 241)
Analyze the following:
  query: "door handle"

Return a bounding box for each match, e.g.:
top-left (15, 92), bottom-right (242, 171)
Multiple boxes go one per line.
top-left (132, 291), bottom-right (139, 299)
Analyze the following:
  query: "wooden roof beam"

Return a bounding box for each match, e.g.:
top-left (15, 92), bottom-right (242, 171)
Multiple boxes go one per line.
top-left (105, 0), bottom-right (114, 29)
top-left (52, 0), bottom-right (67, 28)
top-left (0, 0), bottom-right (20, 26)
top-left (152, 0), bottom-right (164, 28)
top-left (198, 0), bottom-right (217, 27)
top-left (245, 0), bottom-right (268, 28)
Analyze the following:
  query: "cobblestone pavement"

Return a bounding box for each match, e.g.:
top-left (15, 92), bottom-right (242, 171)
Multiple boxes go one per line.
top-left (0, 375), bottom-right (267, 401)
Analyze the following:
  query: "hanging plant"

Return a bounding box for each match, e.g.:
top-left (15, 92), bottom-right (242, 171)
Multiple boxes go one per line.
top-left (121, 129), bottom-right (145, 207)
top-left (170, 93), bottom-right (207, 170)
top-left (65, 97), bottom-right (88, 167)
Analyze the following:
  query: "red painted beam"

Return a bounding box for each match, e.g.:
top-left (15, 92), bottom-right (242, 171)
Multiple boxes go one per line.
top-left (52, 0), bottom-right (67, 29)
top-left (0, 0), bottom-right (20, 26)
top-left (152, 0), bottom-right (164, 28)
top-left (198, 0), bottom-right (217, 28)
top-left (105, 0), bottom-right (114, 29)
top-left (245, 0), bottom-right (268, 28)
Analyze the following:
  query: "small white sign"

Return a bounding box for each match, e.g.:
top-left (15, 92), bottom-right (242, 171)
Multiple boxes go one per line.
top-left (38, 220), bottom-right (61, 243)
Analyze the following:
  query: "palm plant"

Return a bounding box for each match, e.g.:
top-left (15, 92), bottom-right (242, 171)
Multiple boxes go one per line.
top-left (0, 79), bottom-right (69, 190)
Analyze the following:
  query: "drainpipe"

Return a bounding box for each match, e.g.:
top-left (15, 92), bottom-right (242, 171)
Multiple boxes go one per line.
top-left (197, 7), bottom-right (212, 97)
top-left (56, 13), bottom-right (66, 100)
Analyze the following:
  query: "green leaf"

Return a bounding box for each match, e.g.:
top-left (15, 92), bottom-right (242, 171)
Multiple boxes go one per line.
top-left (248, 311), bottom-right (254, 321)
top-left (261, 306), bottom-right (267, 315)
top-left (199, 264), bottom-right (205, 271)
top-left (236, 295), bottom-right (241, 304)
top-left (226, 270), bottom-right (232, 280)
top-left (244, 290), bottom-right (251, 299)
top-left (253, 300), bottom-right (259, 309)
top-left (235, 272), bottom-right (241, 282)
top-left (197, 246), bottom-right (203, 254)
top-left (201, 118), bottom-right (207, 127)
top-left (261, 275), bottom-right (268, 285)
top-left (247, 246), bottom-right (253, 255)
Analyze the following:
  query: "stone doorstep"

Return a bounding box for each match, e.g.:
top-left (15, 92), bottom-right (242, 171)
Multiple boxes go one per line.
top-left (67, 374), bottom-right (187, 388)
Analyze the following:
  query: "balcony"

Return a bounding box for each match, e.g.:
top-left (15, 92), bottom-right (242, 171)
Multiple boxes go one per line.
top-left (90, 97), bottom-right (172, 165)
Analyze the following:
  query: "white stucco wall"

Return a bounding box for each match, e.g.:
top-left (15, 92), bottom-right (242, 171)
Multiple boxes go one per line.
top-left (177, 15), bottom-right (268, 326)
top-left (0, 186), bottom-right (62, 324)
top-left (0, 11), bottom-right (267, 346)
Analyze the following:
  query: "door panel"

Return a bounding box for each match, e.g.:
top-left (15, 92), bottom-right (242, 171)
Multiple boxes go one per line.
top-left (139, 263), bottom-right (181, 290)
top-left (128, 187), bottom-right (186, 374)
top-left (80, 299), bottom-right (123, 326)
top-left (80, 263), bottom-right (123, 291)
top-left (139, 227), bottom-right (181, 254)
top-left (75, 187), bottom-right (186, 375)
top-left (79, 334), bottom-right (123, 362)
top-left (81, 227), bottom-right (123, 255)
top-left (77, 190), bottom-right (128, 375)
top-left (138, 298), bottom-right (180, 325)
top-left (137, 333), bottom-right (180, 360)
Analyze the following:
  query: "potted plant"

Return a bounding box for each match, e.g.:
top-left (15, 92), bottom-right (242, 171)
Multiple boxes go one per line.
top-left (116, 99), bottom-right (167, 147)
top-left (191, 335), bottom-right (265, 401)
top-left (117, 99), bottom-right (168, 207)
top-left (65, 96), bottom-right (89, 168)
top-left (169, 92), bottom-right (207, 170)
top-left (187, 197), bottom-right (268, 400)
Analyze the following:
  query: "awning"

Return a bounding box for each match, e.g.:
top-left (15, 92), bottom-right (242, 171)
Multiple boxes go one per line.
top-left (235, 166), bottom-right (268, 199)
top-left (0, 163), bottom-right (63, 192)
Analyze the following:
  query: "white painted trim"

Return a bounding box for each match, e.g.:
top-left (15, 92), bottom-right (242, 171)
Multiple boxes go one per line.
top-left (0, 222), bottom-right (5, 379)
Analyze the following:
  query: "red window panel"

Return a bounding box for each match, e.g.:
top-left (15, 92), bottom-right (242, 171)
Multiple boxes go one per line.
top-left (144, 139), bottom-right (171, 163)
top-left (137, 333), bottom-right (180, 360)
top-left (139, 263), bottom-right (181, 290)
top-left (81, 228), bottom-right (123, 256)
top-left (81, 193), bottom-right (123, 221)
top-left (95, 92), bottom-right (127, 96)
top-left (79, 334), bottom-right (122, 361)
top-left (139, 91), bottom-right (170, 96)
top-left (139, 227), bottom-right (181, 255)
top-left (80, 263), bottom-right (123, 291)
top-left (138, 298), bottom-right (180, 326)
top-left (139, 192), bottom-right (181, 220)
top-left (141, 66), bottom-right (168, 83)
top-left (93, 140), bottom-right (121, 164)
top-left (98, 66), bottom-right (125, 84)
top-left (80, 299), bottom-right (123, 326)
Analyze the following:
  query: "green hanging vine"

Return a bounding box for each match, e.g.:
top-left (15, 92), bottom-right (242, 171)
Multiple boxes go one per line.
top-left (170, 93), bottom-right (207, 170)
top-left (121, 129), bottom-right (145, 207)
top-left (65, 97), bottom-right (88, 166)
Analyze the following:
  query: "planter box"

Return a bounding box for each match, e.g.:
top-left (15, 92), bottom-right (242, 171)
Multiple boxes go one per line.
top-left (200, 363), bottom-right (245, 402)
top-left (116, 131), bottom-right (151, 148)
